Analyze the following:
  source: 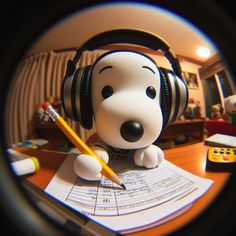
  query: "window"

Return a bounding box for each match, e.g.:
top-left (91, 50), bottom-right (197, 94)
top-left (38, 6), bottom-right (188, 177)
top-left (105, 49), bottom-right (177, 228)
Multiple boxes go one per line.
top-left (217, 70), bottom-right (233, 98)
top-left (202, 76), bottom-right (221, 117)
top-left (199, 55), bottom-right (235, 118)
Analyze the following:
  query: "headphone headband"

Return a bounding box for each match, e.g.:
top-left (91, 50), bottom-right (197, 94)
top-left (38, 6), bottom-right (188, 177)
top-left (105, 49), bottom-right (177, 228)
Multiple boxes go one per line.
top-left (66, 29), bottom-right (182, 78)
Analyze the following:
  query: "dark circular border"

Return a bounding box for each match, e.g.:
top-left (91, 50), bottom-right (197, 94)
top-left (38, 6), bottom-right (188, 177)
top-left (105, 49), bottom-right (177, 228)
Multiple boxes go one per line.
top-left (0, 1), bottom-right (235, 235)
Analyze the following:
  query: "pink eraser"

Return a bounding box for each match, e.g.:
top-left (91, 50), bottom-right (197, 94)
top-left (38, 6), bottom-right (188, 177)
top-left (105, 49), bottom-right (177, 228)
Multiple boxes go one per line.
top-left (42, 102), bottom-right (50, 110)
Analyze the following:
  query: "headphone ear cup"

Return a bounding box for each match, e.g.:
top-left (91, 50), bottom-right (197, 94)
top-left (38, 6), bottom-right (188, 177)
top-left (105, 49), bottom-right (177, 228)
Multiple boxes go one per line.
top-left (160, 67), bottom-right (188, 128)
top-left (61, 67), bottom-right (83, 121)
top-left (77, 66), bottom-right (93, 129)
top-left (159, 68), bottom-right (172, 128)
top-left (62, 66), bottom-right (93, 129)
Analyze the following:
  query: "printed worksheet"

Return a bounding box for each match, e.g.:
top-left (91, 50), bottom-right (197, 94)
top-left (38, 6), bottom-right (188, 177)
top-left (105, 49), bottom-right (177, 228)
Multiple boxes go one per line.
top-left (45, 153), bottom-right (213, 233)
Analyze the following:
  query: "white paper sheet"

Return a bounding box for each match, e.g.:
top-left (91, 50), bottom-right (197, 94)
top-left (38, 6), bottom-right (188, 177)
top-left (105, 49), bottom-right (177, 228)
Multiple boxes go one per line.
top-left (205, 133), bottom-right (236, 147)
top-left (45, 154), bottom-right (213, 233)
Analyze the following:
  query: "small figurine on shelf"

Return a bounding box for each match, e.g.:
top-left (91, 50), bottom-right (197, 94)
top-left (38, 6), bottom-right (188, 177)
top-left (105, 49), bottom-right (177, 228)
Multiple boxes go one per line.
top-left (47, 96), bottom-right (62, 115)
top-left (61, 29), bottom-right (188, 181)
top-left (195, 100), bottom-right (202, 118)
top-left (33, 104), bottom-right (44, 124)
top-left (33, 97), bottom-right (62, 124)
top-left (183, 98), bottom-right (201, 120)
top-left (211, 103), bottom-right (222, 120)
top-left (224, 95), bottom-right (236, 124)
top-left (33, 104), bottom-right (50, 124)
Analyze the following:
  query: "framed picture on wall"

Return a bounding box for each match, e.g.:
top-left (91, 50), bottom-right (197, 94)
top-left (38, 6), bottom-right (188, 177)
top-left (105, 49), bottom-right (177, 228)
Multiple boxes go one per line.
top-left (182, 71), bottom-right (199, 89)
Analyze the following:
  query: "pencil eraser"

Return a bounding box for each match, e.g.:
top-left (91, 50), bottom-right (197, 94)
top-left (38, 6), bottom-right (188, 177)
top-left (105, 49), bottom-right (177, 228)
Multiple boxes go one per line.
top-left (42, 102), bottom-right (50, 110)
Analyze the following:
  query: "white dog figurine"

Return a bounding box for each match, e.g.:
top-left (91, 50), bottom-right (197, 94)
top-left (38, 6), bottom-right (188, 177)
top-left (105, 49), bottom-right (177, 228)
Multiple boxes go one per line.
top-left (224, 95), bottom-right (236, 124)
top-left (74, 51), bottom-right (164, 180)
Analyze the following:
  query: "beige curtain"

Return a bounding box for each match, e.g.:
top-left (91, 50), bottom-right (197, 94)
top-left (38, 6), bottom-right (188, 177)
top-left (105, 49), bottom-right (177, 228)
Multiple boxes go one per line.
top-left (5, 49), bottom-right (103, 145)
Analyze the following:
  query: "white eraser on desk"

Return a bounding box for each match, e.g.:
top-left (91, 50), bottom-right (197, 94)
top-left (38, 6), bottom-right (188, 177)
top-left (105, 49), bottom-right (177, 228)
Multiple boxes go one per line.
top-left (11, 157), bottom-right (40, 176)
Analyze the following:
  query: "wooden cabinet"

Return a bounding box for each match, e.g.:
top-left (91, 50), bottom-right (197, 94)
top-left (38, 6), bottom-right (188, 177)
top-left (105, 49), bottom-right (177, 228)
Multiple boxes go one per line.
top-left (154, 119), bottom-right (206, 148)
top-left (159, 119), bottom-right (205, 141)
top-left (33, 122), bottom-right (69, 142)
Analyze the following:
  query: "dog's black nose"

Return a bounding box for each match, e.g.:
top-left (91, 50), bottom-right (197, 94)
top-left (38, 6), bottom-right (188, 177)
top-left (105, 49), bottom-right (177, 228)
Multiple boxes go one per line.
top-left (120, 120), bottom-right (144, 142)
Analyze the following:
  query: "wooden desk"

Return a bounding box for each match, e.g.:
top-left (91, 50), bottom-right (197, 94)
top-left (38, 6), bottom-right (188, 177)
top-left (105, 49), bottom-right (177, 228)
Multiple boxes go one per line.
top-left (159, 119), bottom-right (205, 141)
top-left (21, 142), bottom-right (230, 235)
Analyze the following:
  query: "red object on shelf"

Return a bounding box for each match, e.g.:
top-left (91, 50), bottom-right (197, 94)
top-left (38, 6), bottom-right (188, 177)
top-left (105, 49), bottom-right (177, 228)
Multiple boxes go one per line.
top-left (205, 120), bottom-right (236, 137)
top-left (42, 102), bottom-right (50, 110)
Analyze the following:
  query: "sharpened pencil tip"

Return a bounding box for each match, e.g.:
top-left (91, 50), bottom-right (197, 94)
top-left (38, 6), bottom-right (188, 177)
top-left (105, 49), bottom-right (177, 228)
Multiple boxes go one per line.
top-left (120, 183), bottom-right (126, 190)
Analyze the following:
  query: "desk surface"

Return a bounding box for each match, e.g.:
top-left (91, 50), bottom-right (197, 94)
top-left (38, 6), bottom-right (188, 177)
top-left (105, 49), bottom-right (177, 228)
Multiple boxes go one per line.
top-left (21, 142), bottom-right (230, 235)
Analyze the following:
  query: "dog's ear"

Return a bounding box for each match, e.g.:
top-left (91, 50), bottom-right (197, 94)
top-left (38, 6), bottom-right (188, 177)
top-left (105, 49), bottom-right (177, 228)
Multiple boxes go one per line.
top-left (159, 67), bottom-right (188, 128)
top-left (62, 65), bottom-right (93, 129)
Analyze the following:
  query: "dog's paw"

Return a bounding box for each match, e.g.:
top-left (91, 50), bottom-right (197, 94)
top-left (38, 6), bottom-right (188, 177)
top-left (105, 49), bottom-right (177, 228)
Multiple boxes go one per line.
top-left (134, 144), bottom-right (164, 168)
top-left (90, 146), bottom-right (109, 164)
top-left (73, 147), bottom-right (109, 181)
top-left (74, 154), bottom-right (103, 181)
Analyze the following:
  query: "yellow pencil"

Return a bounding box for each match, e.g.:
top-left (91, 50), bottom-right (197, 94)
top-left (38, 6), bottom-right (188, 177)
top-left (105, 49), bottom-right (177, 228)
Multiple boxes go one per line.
top-left (42, 102), bottom-right (126, 189)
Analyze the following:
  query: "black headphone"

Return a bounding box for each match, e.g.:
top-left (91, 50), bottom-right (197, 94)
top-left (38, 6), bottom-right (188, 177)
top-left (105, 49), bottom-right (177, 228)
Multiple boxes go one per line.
top-left (61, 29), bottom-right (188, 130)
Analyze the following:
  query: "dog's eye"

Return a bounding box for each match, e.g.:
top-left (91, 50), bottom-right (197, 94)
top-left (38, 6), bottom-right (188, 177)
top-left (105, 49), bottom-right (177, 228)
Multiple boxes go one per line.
top-left (102, 85), bottom-right (113, 99)
top-left (146, 86), bottom-right (156, 99)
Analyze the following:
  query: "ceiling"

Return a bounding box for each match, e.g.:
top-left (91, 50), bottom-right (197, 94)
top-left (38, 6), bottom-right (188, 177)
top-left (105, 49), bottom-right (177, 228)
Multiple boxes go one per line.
top-left (28, 3), bottom-right (217, 63)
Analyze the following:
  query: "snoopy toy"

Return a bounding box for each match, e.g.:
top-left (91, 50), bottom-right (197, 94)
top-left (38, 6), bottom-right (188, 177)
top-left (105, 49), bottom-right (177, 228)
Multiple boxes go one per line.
top-left (224, 95), bottom-right (236, 124)
top-left (62, 29), bottom-right (188, 181)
